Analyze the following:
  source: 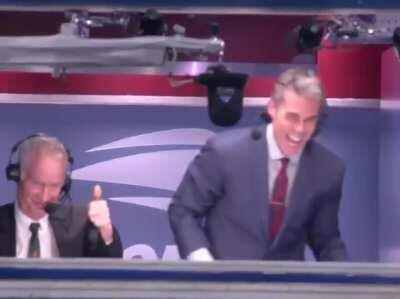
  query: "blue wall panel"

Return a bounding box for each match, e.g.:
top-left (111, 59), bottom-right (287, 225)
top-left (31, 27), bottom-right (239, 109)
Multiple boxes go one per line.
top-left (0, 103), bottom-right (380, 261)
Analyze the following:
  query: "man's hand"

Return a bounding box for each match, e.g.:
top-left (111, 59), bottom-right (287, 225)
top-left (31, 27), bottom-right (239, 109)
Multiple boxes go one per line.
top-left (88, 184), bottom-right (114, 245)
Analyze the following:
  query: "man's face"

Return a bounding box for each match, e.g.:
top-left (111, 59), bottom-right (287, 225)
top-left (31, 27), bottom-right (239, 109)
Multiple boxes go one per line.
top-left (17, 152), bottom-right (67, 220)
top-left (267, 89), bottom-right (321, 157)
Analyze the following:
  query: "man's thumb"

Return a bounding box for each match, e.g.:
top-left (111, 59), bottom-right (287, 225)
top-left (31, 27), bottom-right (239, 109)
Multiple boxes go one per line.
top-left (92, 184), bottom-right (102, 201)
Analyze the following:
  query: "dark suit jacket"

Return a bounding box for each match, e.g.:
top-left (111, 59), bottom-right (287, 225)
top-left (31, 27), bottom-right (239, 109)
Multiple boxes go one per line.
top-left (0, 203), bottom-right (122, 257)
top-left (168, 125), bottom-right (347, 261)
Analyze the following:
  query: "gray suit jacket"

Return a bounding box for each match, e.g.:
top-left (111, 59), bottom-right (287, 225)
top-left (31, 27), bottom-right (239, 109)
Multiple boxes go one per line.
top-left (168, 125), bottom-right (347, 261)
top-left (0, 203), bottom-right (122, 257)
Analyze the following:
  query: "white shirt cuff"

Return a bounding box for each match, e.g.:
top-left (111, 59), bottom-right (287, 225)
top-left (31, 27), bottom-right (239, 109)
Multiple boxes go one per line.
top-left (187, 248), bottom-right (214, 262)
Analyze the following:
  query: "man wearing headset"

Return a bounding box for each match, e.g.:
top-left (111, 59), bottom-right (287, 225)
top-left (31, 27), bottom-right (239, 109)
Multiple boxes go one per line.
top-left (0, 134), bottom-right (122, 258)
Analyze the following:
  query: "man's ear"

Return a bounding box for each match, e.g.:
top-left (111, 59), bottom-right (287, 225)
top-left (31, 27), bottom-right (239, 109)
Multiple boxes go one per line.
top-left (267, 99), bottom-right (276, 120)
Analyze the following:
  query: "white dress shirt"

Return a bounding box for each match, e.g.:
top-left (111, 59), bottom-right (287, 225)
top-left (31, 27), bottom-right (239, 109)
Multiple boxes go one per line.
top-left (266, 124), bottom-right (302, 206)
top-left (15, 203), bottom-right (59, 258)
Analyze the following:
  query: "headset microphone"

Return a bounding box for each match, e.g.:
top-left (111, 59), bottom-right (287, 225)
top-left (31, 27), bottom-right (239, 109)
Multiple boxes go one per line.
top-left (44, 202), bottom-right (61, 215)
top-left (251, 128), bottom-right (262, 141)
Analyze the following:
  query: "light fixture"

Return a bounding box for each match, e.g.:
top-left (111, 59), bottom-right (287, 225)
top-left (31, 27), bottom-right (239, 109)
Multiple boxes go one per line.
top-left (139, 9), bottom-right (166, 36)
top-left (197, 65), bottom-right (248, 127)
top-left (296, 24), bottom-right (324, 52)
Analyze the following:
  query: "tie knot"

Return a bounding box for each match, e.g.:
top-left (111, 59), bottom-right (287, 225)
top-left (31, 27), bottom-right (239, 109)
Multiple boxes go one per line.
top-left (29, 222), bottom-right (40, 234)
top-left (280, 157), bottom-right (289, 169)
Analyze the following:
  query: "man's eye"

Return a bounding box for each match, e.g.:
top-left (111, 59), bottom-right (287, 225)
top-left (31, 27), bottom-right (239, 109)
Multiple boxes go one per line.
top-left (306, 117), bottom-right (318, 124)
top-left (286, 113), bottom-right (299, 122)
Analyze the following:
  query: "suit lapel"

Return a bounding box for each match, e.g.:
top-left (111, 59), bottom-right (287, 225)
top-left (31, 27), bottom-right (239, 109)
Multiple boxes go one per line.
top-left (249, 125), bottom-right (270, 244)
top-left (272, 142), bottom-right (316, 246)
top-left (0, 204), bottom-right (16, 256)
top-left (49, 206), bottom-right (72, 257)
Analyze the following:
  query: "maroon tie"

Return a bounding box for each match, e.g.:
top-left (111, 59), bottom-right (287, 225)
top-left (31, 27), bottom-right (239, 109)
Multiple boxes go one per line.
top-left (270, 157), bottom-right (289, 241)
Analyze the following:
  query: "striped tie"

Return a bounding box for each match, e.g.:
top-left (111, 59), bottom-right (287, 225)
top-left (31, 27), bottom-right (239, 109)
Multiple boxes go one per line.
top-left (28, 222), bottom-right (40, 258)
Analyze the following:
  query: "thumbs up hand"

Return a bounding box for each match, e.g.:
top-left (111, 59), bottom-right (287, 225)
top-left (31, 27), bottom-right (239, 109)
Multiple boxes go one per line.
top-left (88, 184), bottom-right (113, 245)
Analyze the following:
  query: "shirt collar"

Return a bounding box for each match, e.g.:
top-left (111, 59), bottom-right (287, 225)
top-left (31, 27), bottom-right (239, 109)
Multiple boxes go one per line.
top-left (15, 202), bottom-right (49, 229)
top-left (266, 124), bottom-right (302, 164)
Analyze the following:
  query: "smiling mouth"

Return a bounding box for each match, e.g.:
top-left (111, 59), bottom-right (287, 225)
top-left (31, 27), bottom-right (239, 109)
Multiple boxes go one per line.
top-left (33, 201), bottom-right (46, 210)
top-left (287, 134), bottom-right (303, 145)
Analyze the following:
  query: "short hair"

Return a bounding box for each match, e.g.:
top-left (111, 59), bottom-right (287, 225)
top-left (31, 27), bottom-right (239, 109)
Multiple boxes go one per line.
top-left (271, 68), bottom-right (326, 110)
top-left (18, 135), bottom-right (69, 179)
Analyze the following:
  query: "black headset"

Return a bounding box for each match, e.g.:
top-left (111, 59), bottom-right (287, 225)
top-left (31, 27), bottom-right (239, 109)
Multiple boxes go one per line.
top-left (5, 133), bottom-right (74, 197)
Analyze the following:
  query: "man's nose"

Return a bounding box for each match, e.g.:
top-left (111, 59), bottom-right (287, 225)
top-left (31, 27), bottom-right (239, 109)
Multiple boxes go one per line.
top-left (41, 186), bottom-right (52, 203)
top-left (294, 120), bottom-right (305, 133)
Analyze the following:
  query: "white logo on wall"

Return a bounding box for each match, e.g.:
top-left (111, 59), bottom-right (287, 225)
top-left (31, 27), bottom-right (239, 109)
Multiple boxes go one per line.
top-left (71, 128), bottom-right (215, 260)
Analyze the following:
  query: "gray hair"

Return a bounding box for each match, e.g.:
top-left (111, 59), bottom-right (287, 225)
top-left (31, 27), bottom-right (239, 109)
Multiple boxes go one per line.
top-left (271, 68), bottom-right (326, 109)
top-left (18, 134), bottom-right (69, 179)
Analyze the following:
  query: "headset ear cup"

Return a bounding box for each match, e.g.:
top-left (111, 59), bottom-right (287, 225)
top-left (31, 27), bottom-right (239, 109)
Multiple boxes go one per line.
top-left (6, 163), bottom-right (20, 182)
top-left (62, 149), bottom-right (73, 197)
top-left (5, 133), bottom-right (43, 184)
